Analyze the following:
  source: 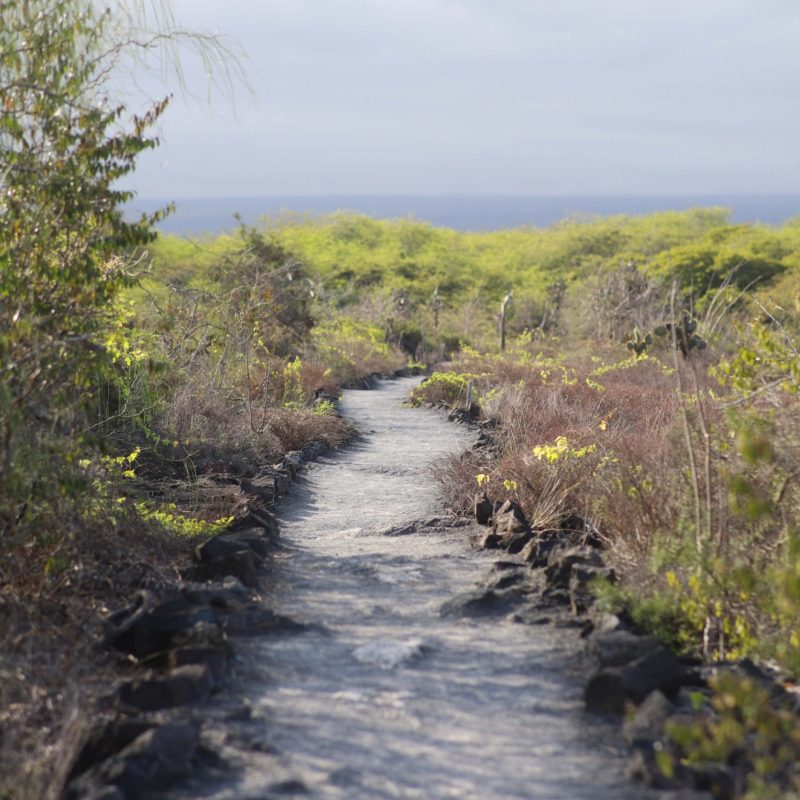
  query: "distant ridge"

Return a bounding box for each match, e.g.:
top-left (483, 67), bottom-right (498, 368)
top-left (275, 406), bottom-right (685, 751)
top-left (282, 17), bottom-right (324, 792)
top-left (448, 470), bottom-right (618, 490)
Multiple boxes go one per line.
top-left (127, 194), bottom-right (800, 236)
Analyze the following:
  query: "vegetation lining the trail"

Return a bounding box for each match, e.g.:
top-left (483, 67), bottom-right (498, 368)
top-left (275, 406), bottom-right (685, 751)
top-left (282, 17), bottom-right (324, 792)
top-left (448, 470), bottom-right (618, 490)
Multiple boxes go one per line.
top-left (414, 295), bottom-right (800, 797)
top-left (164, 209), bottom-right (800, 662)
top-left (0, 2), bottom-right (399, 796)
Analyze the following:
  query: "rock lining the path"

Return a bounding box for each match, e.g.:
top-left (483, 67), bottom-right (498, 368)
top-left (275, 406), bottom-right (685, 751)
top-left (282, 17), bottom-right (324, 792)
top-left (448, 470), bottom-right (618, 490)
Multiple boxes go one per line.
top-left (63, 441), bottom-right (332, 800)
top-left (467, 480), bottom-right (799, 800)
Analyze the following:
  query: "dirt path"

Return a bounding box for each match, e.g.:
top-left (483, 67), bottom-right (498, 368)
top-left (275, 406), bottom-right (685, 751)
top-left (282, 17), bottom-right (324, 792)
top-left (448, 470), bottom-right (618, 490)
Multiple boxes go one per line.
top-left (167, 377), bottom-right (649, 799)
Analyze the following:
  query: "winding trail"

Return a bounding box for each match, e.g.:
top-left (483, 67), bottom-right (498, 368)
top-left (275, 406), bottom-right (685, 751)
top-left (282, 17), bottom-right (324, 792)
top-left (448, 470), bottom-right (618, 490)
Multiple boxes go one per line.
top-left (173, 378), bottom-right (649, 799)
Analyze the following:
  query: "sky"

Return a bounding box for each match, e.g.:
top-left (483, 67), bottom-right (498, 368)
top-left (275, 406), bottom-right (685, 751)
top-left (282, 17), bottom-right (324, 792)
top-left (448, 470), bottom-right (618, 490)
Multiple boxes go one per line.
top-left (128, 0), bottom-right (800, 198)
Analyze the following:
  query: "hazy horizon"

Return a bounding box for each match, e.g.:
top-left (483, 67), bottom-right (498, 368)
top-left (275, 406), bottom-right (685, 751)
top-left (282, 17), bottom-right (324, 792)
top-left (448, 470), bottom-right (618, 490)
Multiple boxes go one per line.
top-left (127, 192), bottom-right (800, 236)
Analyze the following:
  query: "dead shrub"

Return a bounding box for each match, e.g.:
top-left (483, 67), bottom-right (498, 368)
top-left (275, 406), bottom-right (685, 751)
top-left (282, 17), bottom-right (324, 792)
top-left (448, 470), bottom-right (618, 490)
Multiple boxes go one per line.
top-left (566, 261), bottom-right (667, 342)
top-left (266, 408), bottom-right (355, 453)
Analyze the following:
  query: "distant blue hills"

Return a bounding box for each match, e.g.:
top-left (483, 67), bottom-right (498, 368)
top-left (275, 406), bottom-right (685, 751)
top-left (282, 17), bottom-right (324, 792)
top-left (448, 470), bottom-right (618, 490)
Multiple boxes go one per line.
top-left (128, 194), bottom-right (800, 236)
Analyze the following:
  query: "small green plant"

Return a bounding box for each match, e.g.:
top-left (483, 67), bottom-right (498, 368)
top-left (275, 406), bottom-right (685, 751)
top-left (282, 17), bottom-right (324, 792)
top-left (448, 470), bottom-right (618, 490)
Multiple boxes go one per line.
top-left (313, 398), bottom-right (336, 415)
top-left (134, 501), bottom-right (233, 538)
top-left (664, 673), bottom-right (800, 799)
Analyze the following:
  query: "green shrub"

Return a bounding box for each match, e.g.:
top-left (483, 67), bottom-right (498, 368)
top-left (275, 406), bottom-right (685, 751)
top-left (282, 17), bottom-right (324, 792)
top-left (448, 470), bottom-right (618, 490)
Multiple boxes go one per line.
top-left (409, 371), bottom-right (474, 408)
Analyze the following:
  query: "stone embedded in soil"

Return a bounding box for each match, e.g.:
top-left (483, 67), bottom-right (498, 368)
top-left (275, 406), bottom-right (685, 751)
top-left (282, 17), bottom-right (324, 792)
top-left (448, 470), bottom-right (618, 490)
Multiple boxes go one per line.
top-left (503, 528), bottom-right (535, 554)
top-left (169, 645), bottom-right (230, 688)
top-left (221, 604), bottom-right (308, 636)
top-left (193, 550), bottom-right (260, 589)
top-left (622, 690), bottom-right (675, 746)
top-left (301, 440), bottom-right (330, 460)
top-left (227, 526), bottom-right (279, 553)
top-left (486, 569), bottom-right (527, 591)
top-left (448, 405), bottom-right (479, 424)
top-left (115, 664), bottom-right (215, 712)
top-left (518, 533), bottom-right (566, 568)
top-left (491, 500), bottom-right (529, 540)
top-left (439, 587), bottom-right (525, 618)
top-left (281, 451), bottom-right (304, 477)
top-left (195, 529), bottom-right (273, 563)
top-left (106, 593), bottom-right (222, 659)
top-left (545, 545), bottom-right (603, 588)
top-left (66, 722), bottom-right (200, 800)
top-left (491, 560), bottom-right (525, 571)
top-left (376, 522), bottom-right (418, 536)
top-left (179, 576), bottom-right (252, 610)
top-left (229, 506), bottom-right (279, 537)
top-left (510, 607), bottom-right (554, 626)
top-left (239, 474), bottom-right (278, 502)
top-left (584, 646), bottom-right (688, 714)
top-left (473, 492), bottom-right (493, 525)
top-left (171, 620), bottom-right (226, 653)
top-left (588, 629), bottom-right (661, 669)
top-left (470, 528), bottom-right (500, 549)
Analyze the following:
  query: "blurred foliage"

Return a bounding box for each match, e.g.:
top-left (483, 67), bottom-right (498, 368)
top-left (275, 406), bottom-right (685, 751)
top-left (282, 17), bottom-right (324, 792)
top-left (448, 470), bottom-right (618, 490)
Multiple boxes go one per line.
top-left (148, 206), bottom-right (800, 357)
top-left (666, 673), bottom-right (800, 799)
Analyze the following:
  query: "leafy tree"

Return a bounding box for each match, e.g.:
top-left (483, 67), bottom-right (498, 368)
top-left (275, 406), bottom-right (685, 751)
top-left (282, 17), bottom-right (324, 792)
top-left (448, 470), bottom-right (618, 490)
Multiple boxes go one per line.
top-left (0, 0), bottom-right (169, 537)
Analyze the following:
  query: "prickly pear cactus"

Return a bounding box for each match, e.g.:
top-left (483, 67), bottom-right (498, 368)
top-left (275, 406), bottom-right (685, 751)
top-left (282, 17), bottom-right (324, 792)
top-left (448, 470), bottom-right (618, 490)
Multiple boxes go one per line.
top-left (654, 313), bottom-right (706, 357)
top-left (625, 328), bottom-right (653, 357)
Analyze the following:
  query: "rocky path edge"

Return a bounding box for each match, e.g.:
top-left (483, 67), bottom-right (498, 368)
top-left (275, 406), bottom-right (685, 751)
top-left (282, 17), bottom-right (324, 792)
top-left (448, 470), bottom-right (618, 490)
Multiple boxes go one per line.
top-left (452, 407), bottom-right (799, 800)
top-left (60, 369), bottom-right (425, 800)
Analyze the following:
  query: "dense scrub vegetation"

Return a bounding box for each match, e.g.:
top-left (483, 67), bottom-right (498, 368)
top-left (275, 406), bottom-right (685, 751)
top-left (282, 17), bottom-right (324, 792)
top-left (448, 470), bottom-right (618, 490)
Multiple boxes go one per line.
top-left (154, 210), bottom-right (800, 668)
top-left (151, 206), bottom-right (800, 353)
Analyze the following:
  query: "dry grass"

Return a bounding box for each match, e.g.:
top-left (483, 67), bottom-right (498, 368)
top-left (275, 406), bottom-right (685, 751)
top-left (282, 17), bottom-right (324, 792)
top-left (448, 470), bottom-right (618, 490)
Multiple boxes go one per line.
top-left (435, 323), bottom-right (800, 673)
top-left (266, 408), bottom-right (354, 453)
top-left (163, 367), bottom-right (354, 467)
top-left (438, 348), bottom-right (684, 542)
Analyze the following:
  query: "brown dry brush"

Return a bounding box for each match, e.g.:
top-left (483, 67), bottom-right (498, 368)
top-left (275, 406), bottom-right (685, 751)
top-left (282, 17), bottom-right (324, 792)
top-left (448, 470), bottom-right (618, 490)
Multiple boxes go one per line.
top-left (440, 325), bottom-right (800, 669)
top-left (0, 321), bottom-right (356, 798)
top-left (1, 405), bottom-right (355, 799)
top-left (440, 350), bottom-right (685, 547)
top-left (0, 506), bottom-right (192, 800)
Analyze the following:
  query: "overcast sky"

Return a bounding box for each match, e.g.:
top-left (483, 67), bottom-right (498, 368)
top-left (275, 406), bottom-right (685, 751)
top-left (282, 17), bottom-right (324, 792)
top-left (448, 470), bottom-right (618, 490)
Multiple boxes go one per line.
top-left (129, 0), bottom-right (800, 198)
